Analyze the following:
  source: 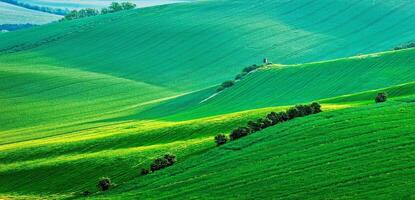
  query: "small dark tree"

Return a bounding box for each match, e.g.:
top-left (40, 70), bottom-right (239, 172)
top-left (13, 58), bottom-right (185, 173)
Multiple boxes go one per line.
top-left (121, 2), bottom-right (136, 10)
top-left (97, 177), bottom-right (112, 191)
top-left (109, 2), bottom-right (123, 12)
top-left (150, 158), bottom-right (169, 171)
top-left (310, 102), bottom-right (322, 113)
top-left (303, 104), bottom-right (314, 115)
top-left (141, 168), bottom-right (150, 175)
top-left (230, 127), bottom-right (250, 140)
top-left (287, 107), bottom-right (301, 119)
top-left (247, 120), bottom-right (262, 132)
top-left (294, 105), bottom-right (307, 117)
top-left (375, 92), bottom-right (388, 103)
top-left (221, 80), bottom-right (235, 88)
top-left (266, 112), bottom-right (278, 125)
top-left (164, 153), bottom-right (177, 166)
top-left (277, 111), bottom-right (289, 122)
top-left (214, 134), bottom-right (228, 146)
top-left (257, 118), bottom-right (272, 129)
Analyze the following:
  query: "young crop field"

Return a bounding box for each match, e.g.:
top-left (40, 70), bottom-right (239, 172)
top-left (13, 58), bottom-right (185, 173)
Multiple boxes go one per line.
top-left (1, 0), bottom-right (415, 199)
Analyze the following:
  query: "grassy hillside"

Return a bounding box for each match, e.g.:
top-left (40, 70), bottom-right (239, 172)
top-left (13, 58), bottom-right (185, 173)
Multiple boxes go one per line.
top-left (99, 101), bottom-right (415, 199)
top-left (2, 49), bottom-right (415, 198)
top-left (0, 1), bottom-right (61, 24)
top-left (138, 48), bottom-right (415, 120)
top-left (2, 0), bottom-right (415, 132)
top-left (3, 0), bottom-right (415, 90)
top-left (2, 0), bottom-right (415, 199)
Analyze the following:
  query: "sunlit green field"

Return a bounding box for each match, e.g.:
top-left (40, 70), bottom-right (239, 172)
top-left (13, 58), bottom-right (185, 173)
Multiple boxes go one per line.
top-left (98, 101), bottom-right (415, 200)
top-left (1, 0), bottom-right (415, 199)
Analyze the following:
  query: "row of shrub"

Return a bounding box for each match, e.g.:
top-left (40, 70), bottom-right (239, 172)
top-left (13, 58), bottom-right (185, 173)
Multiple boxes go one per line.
top-left (141, 153), bottom-right (177, 175)
top-left (217, 64), bottom-right (262, 92)
top-left (61, 2), bottom-right (136, 21)
top-left (215, 102), bottom-right (322, 145)
top-left (393, 42), bottom-right (415, 51)
top-left (91, 93), bottom-right (387, 195)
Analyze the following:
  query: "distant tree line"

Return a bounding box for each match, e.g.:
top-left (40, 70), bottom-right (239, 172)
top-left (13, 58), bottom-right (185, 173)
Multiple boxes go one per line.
top-left (61, 2), bottom-right (136, 21)
top-left (215, 102), bottom-right (322, 145)
top-left (0, 23), bottom-right (37, 32)
top-left (394, 41), bottom-right (415, 51)
top-left (0, 0), bottom-right (69, 15)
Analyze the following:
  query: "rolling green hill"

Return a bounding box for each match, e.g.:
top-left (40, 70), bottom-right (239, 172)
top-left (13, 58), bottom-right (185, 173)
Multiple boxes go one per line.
top-left (1, 0), bottom-right (415, 199)
top-left (98, 101), bottom-right (415, 199)
top-left (164, 48), bottom-right (415, 120)
top-left (2, 48), bottom-right (415, 199)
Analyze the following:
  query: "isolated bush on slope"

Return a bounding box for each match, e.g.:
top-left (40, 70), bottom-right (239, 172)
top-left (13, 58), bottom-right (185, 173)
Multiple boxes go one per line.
top-left (214, 134), bottom-right (228, 146)
top-left (97, 177), bottom-right (112, 191)
top-left (375, 92), bottom-right (388, 103)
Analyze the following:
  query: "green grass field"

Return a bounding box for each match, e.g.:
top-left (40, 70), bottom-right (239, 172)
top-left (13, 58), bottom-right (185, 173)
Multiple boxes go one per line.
top-left (1, 0), bottom-right (415, 199)
top-left (96, 101), bottom-right (415, 199)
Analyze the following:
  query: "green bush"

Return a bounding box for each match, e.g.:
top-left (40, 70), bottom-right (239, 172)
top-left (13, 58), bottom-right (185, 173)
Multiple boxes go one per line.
top-left (230, 127), bottom-right (250, 140)
top-left (61, 8), bottom-right (99, 21)
top-left (102, 2), bottom-right (136, 14)
top-left (310, 102), bottom-right (322, 113)
top-left (97, 177), bottom-right (112, 191)
top-left (277, 111), bottom-right (289, 122)
top-left (257, 118), bottom-right (272, 129)
top-left (149, 153), bottom-right (177, 172)
top-left (164, 153), bottom-right (177, 166)
top-left (266, 112), bottom-right (279, 125)
top-left (217, 80), bottom-right (235, 92)
top-left (150, 158), bottom-right (169, 171)
top-left (247, 120), bottom-right (262, 132)
top-left (287, 107), bottom-right (301, 119)
top-left (375, 92), bottom-right (388, 103)
top-left (221, 80), bottom-right (234, 88)
top-left (214, 134), bottom-right (228, 146)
